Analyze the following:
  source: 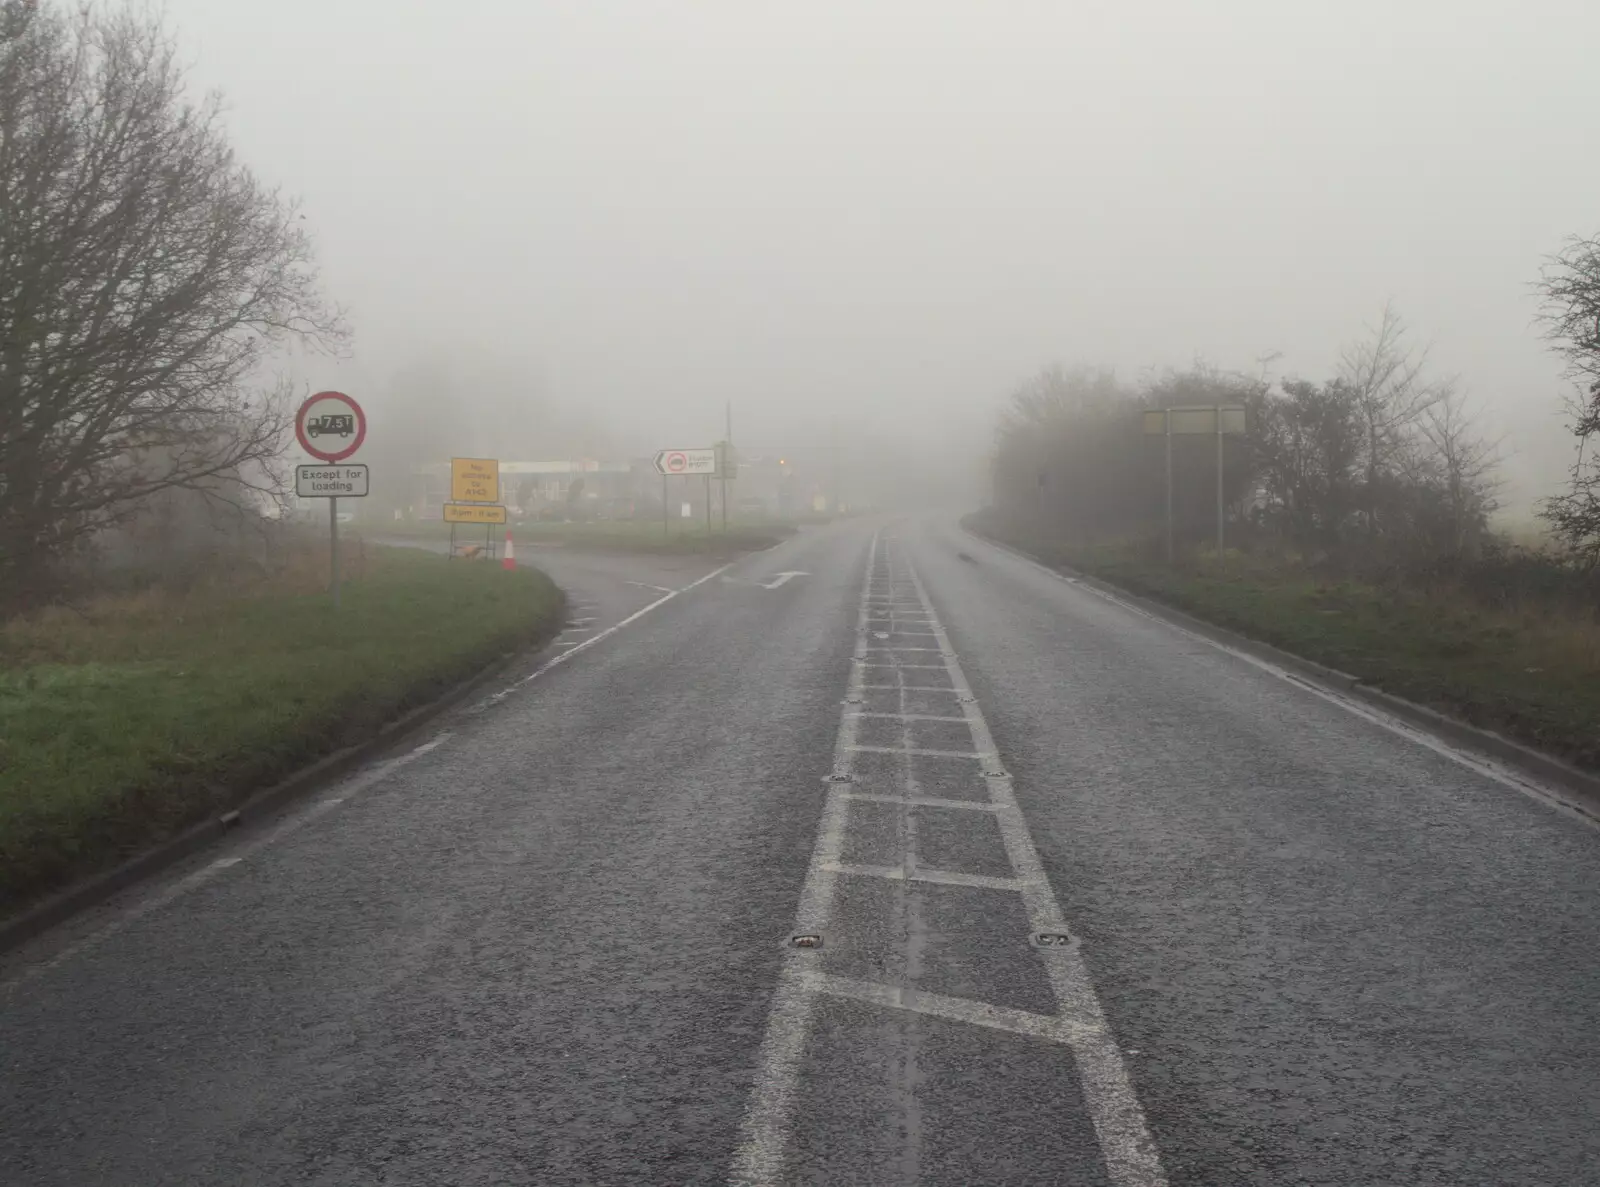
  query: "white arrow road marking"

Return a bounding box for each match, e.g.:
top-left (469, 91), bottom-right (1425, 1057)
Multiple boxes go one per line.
top-left (758, 571), bottom-right (809, 589)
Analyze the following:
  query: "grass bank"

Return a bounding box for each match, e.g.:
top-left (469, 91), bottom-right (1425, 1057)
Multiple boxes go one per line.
top-left (0, 545), bottom-right (563, 916)
top-left (966, 510), bottom-right (1600, 774)
top-left (375, 518), bottom-right (794, 555)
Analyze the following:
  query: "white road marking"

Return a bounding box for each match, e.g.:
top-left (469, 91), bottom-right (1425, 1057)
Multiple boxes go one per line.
top-left (730, 537), bottom-right (1166, 1186)
top-left (625, 580), bottom-right (675, 594)
top-left (474, 562), bottom-right (733, 711)
top-left (7, 562), bottom-right (738, 985)
top-left (758, 571), bottom-right (810, 589)
top-left (823, 861), bottom-right (1030, 893)
top-left (968, 530), bottom-right (1600, 830)
top-left (807, 972), bottom-right (1093, 1044)
top-left (903, 558), bottom-right (1166, 1183)
top-left (846, 744), bottom-right (989, 760)
top-left (842, 792), bottom-right (1007, 813)
top-left (1, 735), bottom-right (450, 991)
top-left (847, 712), bottom-right (970, 723)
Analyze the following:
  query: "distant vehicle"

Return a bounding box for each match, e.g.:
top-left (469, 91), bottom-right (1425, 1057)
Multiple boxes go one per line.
top-left (305, 413), bottom-right (355, 438)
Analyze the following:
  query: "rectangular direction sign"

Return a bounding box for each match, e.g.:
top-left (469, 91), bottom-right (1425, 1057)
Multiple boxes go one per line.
top-left (451, 457), bottom-right (500, 502)
top-left (295, 463), bottom-right (369, 498)
top-left (1142, 405), bottom-right (1247, 435)
top-left (654, 448), bottom-right (719, 477)
top-left (443, 502), bottom-right (508, 525)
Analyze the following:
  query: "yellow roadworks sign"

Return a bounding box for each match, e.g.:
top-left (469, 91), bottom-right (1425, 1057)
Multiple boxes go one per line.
top-left (443, 502), bottom-right (507, 524)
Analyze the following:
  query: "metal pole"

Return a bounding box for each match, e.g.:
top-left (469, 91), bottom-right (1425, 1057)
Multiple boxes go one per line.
top-left (329, 496), bottom-right (341, 607)
top-left (705, 474), bottom-right (711, 536)
top-left (1216, 406), bottom-right (1225, 554)
top-left (722, 401), bottom-right (731, 532)
top-left (1164, 412), bottom-right (1173, 565)
top-left (662, 474), bottom-right (669, 540)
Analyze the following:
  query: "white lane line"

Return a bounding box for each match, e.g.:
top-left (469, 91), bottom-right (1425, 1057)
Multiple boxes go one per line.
top-left (904, 559), bottom-right (1167, 1185)
top-left (967, 531), bottom-right (1600, 830)
top-left (731, 535), bottom-right (880, 1186)
top-left (846, 744), bottom-right (988, 760)
top-left (858, 662), bottom-right (948, 671)
top-left (842, 792), bottom-right (1006, 813)
top-left (848, 712), bottom-right (970, 723)
top-left (474, 562), bottom-right (734, 711)
top-left (1, 735), bottom-right (451, 991)
top-left (858, 684), bottom-right (963, 693)
top-left (806, 972), bottom-right (1095, 1045)
top-left (625, 580), bottom-right (676, 594)
top-left (823, 861), bottom-right (1030, 893)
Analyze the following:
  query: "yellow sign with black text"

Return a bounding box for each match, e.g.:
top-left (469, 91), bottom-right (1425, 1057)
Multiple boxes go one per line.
top-left (443, 502), bottom-right (507, 524)
top-left (450, 457), bottom-right (500, 502)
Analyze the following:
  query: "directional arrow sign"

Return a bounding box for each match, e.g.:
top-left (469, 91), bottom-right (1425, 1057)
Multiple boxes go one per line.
top-left (654, 448), bottom-right (718, 476)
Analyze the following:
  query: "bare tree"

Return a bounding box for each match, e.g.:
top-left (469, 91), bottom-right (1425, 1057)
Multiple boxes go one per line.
top-left (0, 2), bottom-right (345, 605)
top-left (1415, 387), bottom-right (1501, 558)
top-left (1535, 235), bottom-right (1600, 561)
top-left (1336, 303), bottom-right (1441, 540)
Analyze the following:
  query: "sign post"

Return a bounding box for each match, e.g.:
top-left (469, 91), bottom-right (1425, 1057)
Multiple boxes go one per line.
top-left (1142, 405), bottom-right (1247, 561)
top-left (654, 448), bottom-right (720, 539)
top-left (295, 391), bottom-right (368, 608)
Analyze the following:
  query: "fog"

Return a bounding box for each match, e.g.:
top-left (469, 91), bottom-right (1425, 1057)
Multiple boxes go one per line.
top-left (165, 0), bottom-right (1600, 515)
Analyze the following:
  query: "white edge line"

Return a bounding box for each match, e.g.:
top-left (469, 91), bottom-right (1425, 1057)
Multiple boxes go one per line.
top-left (1, 733), bottom-right (453, 991)
top-left (968, 529), bottom-right (1600, 830)
top-left (474, 562), bottom-right (734, 710)
top-left (4, 563), bottom-right (736, 988)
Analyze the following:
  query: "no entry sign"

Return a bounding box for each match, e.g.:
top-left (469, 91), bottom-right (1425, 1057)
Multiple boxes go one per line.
top-left (295, 391), bottom-right (367, 463)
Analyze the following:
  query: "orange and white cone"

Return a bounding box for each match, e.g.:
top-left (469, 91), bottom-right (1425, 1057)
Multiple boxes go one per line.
top-left (502, 527), bottom-right (516, 570)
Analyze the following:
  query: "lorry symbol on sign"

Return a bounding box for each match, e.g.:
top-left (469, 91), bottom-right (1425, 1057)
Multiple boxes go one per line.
top-left (305, 414), bottom-right (355, 439)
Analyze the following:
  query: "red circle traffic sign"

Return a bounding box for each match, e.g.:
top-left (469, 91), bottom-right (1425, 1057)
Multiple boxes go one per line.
top-left (664, 451), bottom-right (687, 473)
top-left (295, 391), bottom-right (366, 463)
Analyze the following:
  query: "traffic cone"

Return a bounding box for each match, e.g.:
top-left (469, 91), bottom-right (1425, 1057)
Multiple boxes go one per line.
top-left (502, 527), bottom-right (516, 570)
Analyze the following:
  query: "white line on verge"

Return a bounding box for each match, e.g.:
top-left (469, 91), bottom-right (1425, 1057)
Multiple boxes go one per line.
top-left (472, 562), bottom-right (733, 711)
top-left (968, 529), bottom-right (1600, 829)
top-left (1, 734), bottom-right (451, 990)
top-left (5, 562), bottom-right (735, 988)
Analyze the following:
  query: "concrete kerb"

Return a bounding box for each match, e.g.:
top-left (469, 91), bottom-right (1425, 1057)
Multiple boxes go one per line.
top-left (0, 592), bottom-right (568, 956)
top-left (965, 525), bottom-right (1600, 819)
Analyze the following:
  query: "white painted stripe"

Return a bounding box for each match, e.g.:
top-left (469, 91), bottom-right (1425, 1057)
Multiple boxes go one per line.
top-left (841, 792), bottom-right (1007, 812)
top-left (904, 559), bottom-right (1166, 1185)
top-left (1, 734), bottom-right (451, 991)
top-left (806, 972), bottom-right (1096, 1044)
top-left (967, 530), bottom-right (1600, 831)
top-left (823, 861), bottom-right (1029, 893)
top-left (857, 683), bottom-right (963, 693)
top-left (731, 534), bottom-right (880, 1186)
top-left (474, 562), bottom-right (734, 710)
top-left (847, 712), bottom-right (970, 723)
top-left (625, 580), bottom-right (675, 594)
top-left (846, 744), bottom-right (987, 760)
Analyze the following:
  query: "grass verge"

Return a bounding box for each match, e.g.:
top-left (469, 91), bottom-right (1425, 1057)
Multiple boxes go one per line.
top-left (0, 545), bottom-right (563, 916)
top-left (966, 510), bottom-right (1600, 774)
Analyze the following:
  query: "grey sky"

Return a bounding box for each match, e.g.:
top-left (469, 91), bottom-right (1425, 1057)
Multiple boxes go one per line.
top-left (166, 0), bottom-right (1599, 510)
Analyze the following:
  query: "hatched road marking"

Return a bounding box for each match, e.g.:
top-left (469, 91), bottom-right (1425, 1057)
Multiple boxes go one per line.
top-left (729, 535), bottom-right (1167, 1186)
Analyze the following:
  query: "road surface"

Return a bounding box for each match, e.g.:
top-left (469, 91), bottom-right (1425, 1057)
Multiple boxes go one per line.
top-left (4, 517), bottom-right (1600, 1185)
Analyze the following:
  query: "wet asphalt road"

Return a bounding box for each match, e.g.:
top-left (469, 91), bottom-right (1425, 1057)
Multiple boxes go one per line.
top-left (4, 516), bottom-right (1600, 1184)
